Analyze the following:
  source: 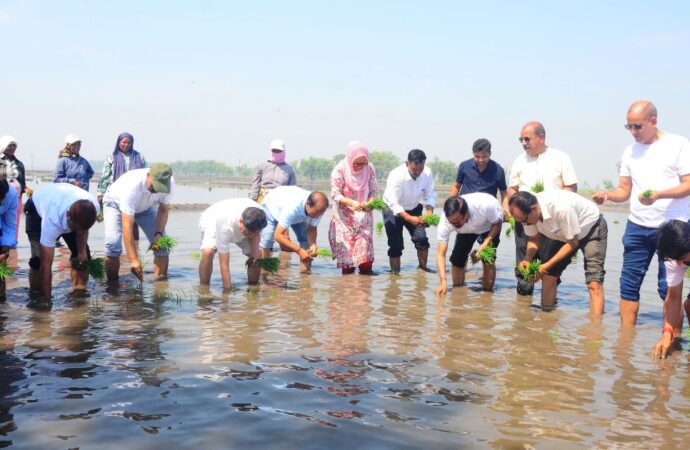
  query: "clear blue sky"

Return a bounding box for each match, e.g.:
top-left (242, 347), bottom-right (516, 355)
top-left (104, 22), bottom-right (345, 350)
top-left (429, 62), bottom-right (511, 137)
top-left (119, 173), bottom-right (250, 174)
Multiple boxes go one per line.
top-left (2, 0), bottom-right (689, 187)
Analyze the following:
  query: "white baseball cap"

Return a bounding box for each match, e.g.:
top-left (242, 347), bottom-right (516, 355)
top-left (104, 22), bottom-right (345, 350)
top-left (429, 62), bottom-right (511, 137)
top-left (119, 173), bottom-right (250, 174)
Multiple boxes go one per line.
top-left (270, 139), bottom-right (285, 151)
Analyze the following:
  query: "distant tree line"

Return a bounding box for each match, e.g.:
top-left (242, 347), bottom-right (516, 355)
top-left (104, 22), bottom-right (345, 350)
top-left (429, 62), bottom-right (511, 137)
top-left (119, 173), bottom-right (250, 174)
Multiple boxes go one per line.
top-left (136, 153), bottom-right (461, 184)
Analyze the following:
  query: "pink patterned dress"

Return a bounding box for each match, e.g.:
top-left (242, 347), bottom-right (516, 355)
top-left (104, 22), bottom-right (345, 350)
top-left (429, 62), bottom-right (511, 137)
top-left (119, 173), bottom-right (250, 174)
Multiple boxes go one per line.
top-left (328, 162), bottom-right (378, 268)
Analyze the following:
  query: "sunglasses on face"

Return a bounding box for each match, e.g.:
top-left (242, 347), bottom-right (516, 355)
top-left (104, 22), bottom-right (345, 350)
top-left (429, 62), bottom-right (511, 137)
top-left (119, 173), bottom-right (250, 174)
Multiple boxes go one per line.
top-left (518, 137), bottom-right (532, 143)
top-left (624, 123), bottom-right (643, 131)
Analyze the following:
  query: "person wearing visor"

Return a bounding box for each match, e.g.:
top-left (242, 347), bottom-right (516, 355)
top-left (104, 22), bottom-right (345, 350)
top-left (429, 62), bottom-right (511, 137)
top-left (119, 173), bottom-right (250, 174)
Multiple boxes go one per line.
top-left (102, 163), bottom-right (175, 281)
top-left (24, 182), bottom-right (99, 302)
top-left (250, 139), bottom-right (297, 204)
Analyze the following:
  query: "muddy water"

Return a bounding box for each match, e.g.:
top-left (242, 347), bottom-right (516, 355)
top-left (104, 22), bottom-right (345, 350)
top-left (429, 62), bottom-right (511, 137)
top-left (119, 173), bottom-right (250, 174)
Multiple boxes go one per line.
top-left (1, 186), bottom-right (690, 449)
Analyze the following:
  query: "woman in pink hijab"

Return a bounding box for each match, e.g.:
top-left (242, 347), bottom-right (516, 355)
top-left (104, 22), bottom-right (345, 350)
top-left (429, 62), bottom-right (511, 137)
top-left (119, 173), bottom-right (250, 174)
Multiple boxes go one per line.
top-left (328, 142), bottom-right (378, 274)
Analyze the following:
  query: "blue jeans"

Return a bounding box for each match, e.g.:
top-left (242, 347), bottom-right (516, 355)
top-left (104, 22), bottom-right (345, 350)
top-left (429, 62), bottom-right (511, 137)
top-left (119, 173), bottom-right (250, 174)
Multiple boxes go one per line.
top-left (103, 202), bottom-right (170, 257)
top-left (620, 220), bottom-right (666, 302)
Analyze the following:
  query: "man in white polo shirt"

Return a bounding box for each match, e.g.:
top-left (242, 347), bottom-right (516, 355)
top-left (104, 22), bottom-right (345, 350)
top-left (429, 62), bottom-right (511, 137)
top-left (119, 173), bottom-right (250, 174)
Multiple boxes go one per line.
top-left (198, 198), bottom-right (268, 290)
top-left (594, 100), bottom-right (690, 326)
top-left (102, 163), bottom-right (175, 282)
top-left (436, 193), bottom-right (503, 294)
top-left (653, 220), bottom-right (690, 358)
top-left (383, 149), bottom-right (437, 274)
top-left (505, 121), bottom-right (578, 295)
top-left (509, 190), bottom-right (607, 314)
top-left (24, 183), bottom-right (99, 302)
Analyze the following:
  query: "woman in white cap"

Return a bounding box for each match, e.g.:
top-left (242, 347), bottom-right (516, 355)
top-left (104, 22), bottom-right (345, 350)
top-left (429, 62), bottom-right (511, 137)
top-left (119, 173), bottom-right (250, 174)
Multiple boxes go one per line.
top-left (249, 139), bottom-right (297, 203)
top-left (53, 134), bottom-right (95, 191)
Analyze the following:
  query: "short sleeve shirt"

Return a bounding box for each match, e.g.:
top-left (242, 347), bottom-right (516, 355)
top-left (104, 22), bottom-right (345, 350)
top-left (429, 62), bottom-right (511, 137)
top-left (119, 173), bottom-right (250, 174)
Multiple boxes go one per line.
top-left (665, 260), bottom-right (686, 288)
top-left (523, 190), bottom-right (600, 242)
top-left (261, 186), bottom-right (321, 228)
top-left (103, 168), bottom-right (174, 215)
top-left (31, 183), bottom-right (100, 247)
top-left (619, 132), bottom-right (690, 227)
top-left (199, 198), bottom-right (261, 254)
top-left (456, 159), bottom-right (507, 197)
top-left (437, 192), bottom-right (503, 243)
top-left (508, 147), bottom-right (578, 191)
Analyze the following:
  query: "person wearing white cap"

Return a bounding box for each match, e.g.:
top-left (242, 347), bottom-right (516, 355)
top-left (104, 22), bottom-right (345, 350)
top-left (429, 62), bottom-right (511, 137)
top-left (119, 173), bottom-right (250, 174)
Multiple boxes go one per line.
top-left (53, 134), bottom-right (95, 191)
top-left (249, 139), bottom-right (297, 203)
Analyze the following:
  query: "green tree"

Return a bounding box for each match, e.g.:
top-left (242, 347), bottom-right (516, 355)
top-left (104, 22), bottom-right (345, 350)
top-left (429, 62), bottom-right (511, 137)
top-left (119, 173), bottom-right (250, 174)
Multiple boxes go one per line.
top-left (428, 157), bottom-right (457, 185)
top-left (294, 157), bottom-right (336, 180)
top-left (602, 179), bottom-right (614, 190)
top-left (369, 150), bottom-right (401, 182)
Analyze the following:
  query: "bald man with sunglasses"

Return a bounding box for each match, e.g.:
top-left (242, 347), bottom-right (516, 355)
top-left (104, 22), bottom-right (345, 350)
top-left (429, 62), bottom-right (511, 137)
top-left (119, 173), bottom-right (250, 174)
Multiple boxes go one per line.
top-left (504, 121), bottom-right (578, 296)
top-left (593, 100), bottom-right (690, 327)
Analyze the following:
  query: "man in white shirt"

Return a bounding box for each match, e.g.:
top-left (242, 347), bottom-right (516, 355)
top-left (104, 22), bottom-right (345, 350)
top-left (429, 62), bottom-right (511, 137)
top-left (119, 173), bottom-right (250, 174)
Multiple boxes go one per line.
top-left (24, 183), bottom-right (99, 302)
top-left (593, 100), bottom-right (690, 326)
top-left (102, 163), bottom-right (175, 282)
top-left (509, 190), bottom-right (608, 314)
top-left (260, 186), bottom-right (329, 273)
top-left (504, 121), bottom-right (578, 295)
top-left (382, 149), bottom-right (437, 274)
top-left (653, 220), bottom-right (690, 358)
top-left (436, 194), bottom-right (503, 294)
top-left (198, 198), bottom-right (267, 290)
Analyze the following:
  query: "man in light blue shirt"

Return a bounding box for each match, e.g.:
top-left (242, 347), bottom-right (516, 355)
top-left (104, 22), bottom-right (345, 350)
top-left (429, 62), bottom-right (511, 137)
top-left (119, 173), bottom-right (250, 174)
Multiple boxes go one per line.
top-left (260, 186), bottom-right (329, 273)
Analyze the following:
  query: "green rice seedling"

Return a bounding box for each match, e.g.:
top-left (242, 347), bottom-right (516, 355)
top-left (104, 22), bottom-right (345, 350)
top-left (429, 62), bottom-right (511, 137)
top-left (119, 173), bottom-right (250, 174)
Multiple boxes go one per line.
top-left (365, 197), bottom-right (386, 210)
top-left (0, 262), bottom-right (14, 280)
top-left (421, 214), bottom-right (440, 226)
top-left (71, 258), bottom-right (106, 281)
top-left (517, 259), bottom-right (541, 281)
top-left (531, 180), bottom-right (544, 193)
top-left (613, 220), bottom-right (620, 224)
top-left (548, 327), bottom-right (560, 342)
top-left (642, 189), bottom-right (652, 198)
top-left (150, 235), bottom-right (177, 252)
top-left (685, 266), bottom-right (690, 278)
top-left (190, 251), bottom-right (201, 259)
top-left (476, 246), bottom-right (497, 265)
top-left (375, 221), bottom-right (384, 233)
top-left (250, 257), bottom-right (280, 274)
top-left (315, 248), bottom-right (333, 258)
top-left (505, 216), bottom-right (516, 237)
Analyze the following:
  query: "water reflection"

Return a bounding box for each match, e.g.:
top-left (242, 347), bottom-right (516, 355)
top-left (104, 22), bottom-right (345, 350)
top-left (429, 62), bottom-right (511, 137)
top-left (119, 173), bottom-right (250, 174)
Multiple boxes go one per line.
top-left (0, 209), bottom-right (688, 447)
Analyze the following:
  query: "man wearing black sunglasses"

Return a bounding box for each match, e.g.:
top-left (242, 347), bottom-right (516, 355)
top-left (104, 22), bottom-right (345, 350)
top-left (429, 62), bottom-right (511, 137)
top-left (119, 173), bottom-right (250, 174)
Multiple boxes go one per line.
top-left (504, 121), bottom-right (578, 295)
top-left (593, 100), bottom-right (690, 327)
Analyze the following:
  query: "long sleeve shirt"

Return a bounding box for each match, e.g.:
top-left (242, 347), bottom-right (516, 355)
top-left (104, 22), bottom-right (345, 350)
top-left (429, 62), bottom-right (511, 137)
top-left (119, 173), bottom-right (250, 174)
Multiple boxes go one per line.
top-left (54, 156), bottom-right (94, 191)
top-left (0, 154), bottom-right (26, 193)
top-left (249, 161), bottom-right (297, 201)
top-left (383, 164), bottom-right (436, 215)
top-left (97, 151), bottom-right (148, 196)
top-left (0, 187), bottom-right (18, 247)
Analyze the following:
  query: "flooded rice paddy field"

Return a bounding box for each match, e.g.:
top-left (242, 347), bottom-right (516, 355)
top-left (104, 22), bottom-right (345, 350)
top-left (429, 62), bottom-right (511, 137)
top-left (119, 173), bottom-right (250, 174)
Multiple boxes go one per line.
top-left (1, 185), bottom-right (690, 449)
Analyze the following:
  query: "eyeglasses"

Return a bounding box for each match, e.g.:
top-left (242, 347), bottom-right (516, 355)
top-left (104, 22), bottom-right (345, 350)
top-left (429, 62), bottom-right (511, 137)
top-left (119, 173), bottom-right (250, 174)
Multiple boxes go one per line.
top-left (624, 123), bottom-right (643, 131)
top-left (518, 137), bottom-right (531, 143)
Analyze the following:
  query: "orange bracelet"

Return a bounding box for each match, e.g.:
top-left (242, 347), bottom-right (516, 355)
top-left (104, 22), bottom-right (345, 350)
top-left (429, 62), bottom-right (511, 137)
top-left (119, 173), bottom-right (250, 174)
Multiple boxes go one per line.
top-left (662, 326), bottom-right (674, 339)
